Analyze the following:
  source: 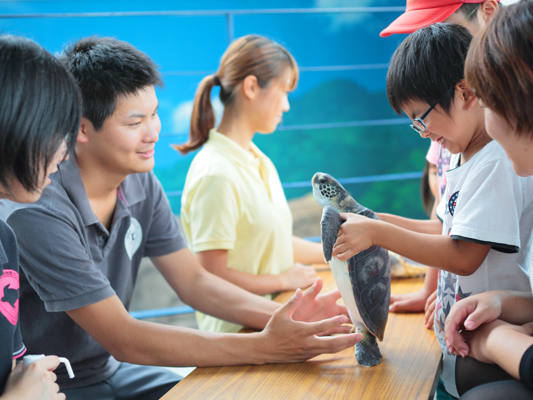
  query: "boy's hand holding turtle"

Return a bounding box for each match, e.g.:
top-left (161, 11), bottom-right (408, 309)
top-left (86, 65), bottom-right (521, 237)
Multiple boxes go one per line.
top-left (332, 213), bottom-right (380, 260)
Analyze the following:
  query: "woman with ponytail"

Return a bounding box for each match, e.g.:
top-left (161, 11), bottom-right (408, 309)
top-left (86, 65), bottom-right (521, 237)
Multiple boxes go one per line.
top-left (177, 35), bottom-right (325, 333)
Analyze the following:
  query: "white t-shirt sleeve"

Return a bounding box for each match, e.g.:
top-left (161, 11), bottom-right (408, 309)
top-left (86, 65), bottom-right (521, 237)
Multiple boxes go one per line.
top-left (436, 196), bottom-right (446, 222)
top-left (450, 158), bottom-right (522, 252)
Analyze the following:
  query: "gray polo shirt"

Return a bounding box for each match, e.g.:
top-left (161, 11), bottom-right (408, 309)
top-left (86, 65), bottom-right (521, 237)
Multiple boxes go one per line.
top-left (0, 157), bottom-right (186, 389)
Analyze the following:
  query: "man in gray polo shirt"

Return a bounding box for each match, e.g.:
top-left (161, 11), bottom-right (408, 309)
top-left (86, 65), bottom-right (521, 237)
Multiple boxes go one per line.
top-left (0, 37), bottom-right (361, 399)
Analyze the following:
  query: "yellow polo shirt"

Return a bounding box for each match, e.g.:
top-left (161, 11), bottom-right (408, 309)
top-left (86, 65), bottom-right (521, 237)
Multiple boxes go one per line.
top-left (180, 130), bottom-right (294, 333)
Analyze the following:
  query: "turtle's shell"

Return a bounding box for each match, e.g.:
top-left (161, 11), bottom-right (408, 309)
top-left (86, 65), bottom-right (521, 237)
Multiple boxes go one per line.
top-left (344, 208), bottom-right (391, 341)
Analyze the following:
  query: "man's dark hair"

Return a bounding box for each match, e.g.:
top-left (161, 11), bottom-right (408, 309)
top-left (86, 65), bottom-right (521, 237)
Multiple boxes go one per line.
top-left (0, 35), bottom-right (81, 194)
top-left (59, 36), bottom-right (163, 131)
top-left (387, 23), bottom-right (473, 116)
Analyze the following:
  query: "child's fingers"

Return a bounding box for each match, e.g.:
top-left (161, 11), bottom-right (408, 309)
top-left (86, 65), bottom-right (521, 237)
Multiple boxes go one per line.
top-left (424, 314), bottom-right (434, 329)
top-left (424, 301), bottom-right (436, 329)
top-left (389, 298), bottom-right (423, 313)
top-left (521, 322), bottom-right (533, 336)
top-left (332, 242), bottom-right (358, 260)
top-left (334, 249), bottom-right (356, 261)
top-left (424, 290), bottom-right (437, 312)
top-left (449, 337), bottom-right (470, 358)
top-left (389, 293), bottom-right (405, 304)
top-left (338, 212), bottom-right (349, 221)
top-left (32, 356), bottom-right (62, 372)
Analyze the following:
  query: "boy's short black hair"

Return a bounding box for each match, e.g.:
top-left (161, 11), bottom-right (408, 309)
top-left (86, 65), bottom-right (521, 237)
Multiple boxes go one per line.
top-left (387, 23), bottom-right (473, 116)
top-left (459, 3), bottom-right (481, 21)
top-left (59, 36), bottom-right (163, 131)
top-left (0, 35), bottom-right (81, 194)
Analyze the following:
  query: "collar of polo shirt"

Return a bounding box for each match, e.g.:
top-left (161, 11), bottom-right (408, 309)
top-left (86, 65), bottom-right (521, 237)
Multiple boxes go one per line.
top-left (58, 156), bottom-right (148, 227)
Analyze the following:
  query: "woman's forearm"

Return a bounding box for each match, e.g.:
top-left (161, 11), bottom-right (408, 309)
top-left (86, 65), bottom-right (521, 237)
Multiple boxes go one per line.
top-left (293, 236), bottom-right (324, 265)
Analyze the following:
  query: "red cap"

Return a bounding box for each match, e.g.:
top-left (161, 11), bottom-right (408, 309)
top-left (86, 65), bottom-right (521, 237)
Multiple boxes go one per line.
top-left (380, 0), bottom-right (496, 37)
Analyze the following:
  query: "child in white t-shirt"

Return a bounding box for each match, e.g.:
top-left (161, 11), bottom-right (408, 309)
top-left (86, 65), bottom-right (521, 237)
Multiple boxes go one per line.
top-left (444, 2), bottom-right (533, 398)
top-left (332, 23), bottom-right (533, 398)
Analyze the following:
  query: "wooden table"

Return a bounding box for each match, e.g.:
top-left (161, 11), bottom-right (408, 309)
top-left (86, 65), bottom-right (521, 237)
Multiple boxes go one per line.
top-left (161, 268), bottom-right (442, 400)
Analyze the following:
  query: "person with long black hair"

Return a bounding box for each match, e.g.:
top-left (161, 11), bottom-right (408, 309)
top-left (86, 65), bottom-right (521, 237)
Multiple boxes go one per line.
top-left (0, 34), bottom-right (81, 400)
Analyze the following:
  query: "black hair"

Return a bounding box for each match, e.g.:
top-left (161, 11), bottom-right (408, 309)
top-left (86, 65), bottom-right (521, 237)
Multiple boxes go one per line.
top-left (0, 35), bottom-right (81, 194)
top-left (59, 36), bottom-right (163, 131)
top-left (387, 23), bottom-right (473, 116)
top-left (459, 3), bottom-right (481, 21)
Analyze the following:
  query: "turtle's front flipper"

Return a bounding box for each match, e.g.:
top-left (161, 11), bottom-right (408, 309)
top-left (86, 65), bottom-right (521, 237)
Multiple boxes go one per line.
top-left (355, 327), bottom-right (382, 367)
top-left (321, 206), bottom-right (343, 263)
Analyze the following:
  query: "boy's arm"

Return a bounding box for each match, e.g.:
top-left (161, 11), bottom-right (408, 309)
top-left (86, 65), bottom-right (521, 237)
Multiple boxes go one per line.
top-left (333, 214), bottom-right (490, 276)
top-left (380, 211), bottom-right (440, 316)
top-left (376, 213), bottom-right (442, 234)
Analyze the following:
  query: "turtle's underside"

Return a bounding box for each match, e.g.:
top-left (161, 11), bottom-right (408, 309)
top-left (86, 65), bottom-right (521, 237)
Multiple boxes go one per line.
top-left (312, 172), bottom-right (391, 367)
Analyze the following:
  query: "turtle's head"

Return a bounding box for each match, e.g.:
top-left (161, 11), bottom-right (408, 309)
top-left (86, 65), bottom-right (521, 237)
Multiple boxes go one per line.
top-left (312, 172), bottom-right (347, 209)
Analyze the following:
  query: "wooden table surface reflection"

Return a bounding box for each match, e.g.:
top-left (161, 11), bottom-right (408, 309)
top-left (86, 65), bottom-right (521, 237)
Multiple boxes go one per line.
top-left (161, 266), bottom-right (441, 400)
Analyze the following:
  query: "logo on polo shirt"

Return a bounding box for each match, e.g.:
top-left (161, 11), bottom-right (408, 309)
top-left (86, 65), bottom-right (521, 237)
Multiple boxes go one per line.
top-left (125, 218), bottom-right (143, 260)
top-left (0, 269), bottom-right (19, 325)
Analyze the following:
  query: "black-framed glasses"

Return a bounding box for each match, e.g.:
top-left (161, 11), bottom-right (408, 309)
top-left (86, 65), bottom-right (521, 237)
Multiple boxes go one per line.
top-left (410, 85), bottom-right (456, 134)
top-left (410, 100), bottom-right (439, 134)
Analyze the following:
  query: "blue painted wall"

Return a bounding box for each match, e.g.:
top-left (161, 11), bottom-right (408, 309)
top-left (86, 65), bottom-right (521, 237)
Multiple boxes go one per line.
top-left (0, 1), bottom-right (429, 218)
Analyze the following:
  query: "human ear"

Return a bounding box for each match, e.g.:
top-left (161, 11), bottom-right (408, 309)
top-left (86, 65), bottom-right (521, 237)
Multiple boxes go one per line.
top-left (456, 80), bottom-right (478, 111)
top-left (242, 75), bottom-right (259, 100)
top-left (479, 0), bottom-right (498, 24)
top-left (77, 117), bottom-right (93, 144)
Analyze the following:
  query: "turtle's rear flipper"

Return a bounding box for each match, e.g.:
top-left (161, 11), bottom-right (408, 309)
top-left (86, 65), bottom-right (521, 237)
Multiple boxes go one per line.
top-left (321, 206), bottom-right (343, 263)
top-left (355, 328), bottom-right (382, 367)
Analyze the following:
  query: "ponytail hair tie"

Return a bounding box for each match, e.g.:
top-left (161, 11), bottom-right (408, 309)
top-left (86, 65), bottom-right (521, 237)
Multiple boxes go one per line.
top-left (213, 75), bottom-right (221, 86)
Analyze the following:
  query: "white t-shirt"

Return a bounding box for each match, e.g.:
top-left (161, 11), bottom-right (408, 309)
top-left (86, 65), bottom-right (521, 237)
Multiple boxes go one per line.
top-left (435, 140), bottom-right (533, 397)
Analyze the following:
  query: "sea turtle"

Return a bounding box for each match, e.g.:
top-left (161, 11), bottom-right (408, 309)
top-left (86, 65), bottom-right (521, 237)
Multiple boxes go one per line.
top-left (312, 172), bottom-right (391, 367)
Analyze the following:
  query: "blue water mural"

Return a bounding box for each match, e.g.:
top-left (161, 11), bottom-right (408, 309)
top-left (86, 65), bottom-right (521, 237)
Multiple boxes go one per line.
top-left (0, 1), bottom-right (429, 218)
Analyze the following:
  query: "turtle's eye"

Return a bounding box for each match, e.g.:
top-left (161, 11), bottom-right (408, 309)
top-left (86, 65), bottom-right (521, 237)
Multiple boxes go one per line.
top-left (319, 176), bottom-right (328, 184)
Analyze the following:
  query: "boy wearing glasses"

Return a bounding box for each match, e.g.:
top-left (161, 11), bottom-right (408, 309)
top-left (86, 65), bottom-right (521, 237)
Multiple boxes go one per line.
top-left (332, 23), bottom-right (533, 399)
top-left (382, 0), bottom-right (500, 328)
